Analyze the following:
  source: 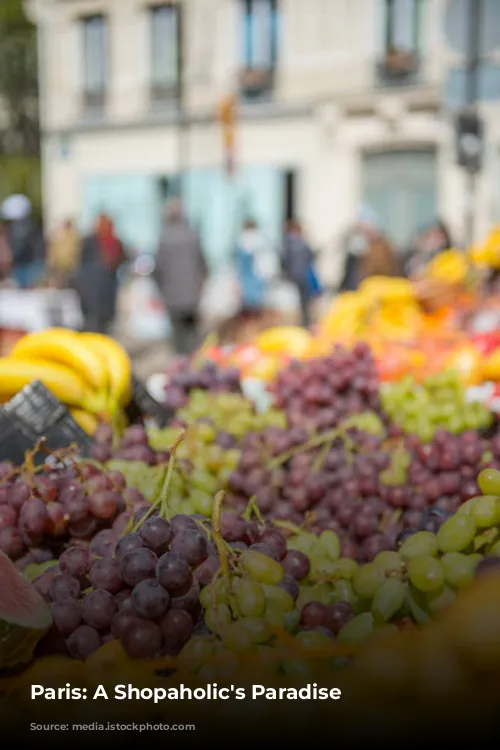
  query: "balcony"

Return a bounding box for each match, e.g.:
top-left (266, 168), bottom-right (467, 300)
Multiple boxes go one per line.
top-left (376, 49), bottom-right (420, 87)
top-left (238, 67), bottom-right (274, 101)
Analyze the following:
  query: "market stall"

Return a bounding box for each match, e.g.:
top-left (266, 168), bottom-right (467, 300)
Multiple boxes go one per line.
top-left (2, 230), bottom-right (500, 736)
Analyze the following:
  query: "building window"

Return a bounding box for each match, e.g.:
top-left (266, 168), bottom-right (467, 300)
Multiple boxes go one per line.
top-left (150, 3), bottom-right (182, 103)
top-left (81, 15), bottom-right (107, 112)
top-left (378, 0), bottom-right (421, 83)
top-left (239, 0), bottom-right (278, 98)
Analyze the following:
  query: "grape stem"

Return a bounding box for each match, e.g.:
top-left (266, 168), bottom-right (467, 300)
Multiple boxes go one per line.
top-left (267, 425), bottom-right (356, 470)
top-left (130, 431), bottom-right (185, 533)
top-left (211, 490), bottom-right (231, 585)
top-left (242, 495), bottom-right (263, 523)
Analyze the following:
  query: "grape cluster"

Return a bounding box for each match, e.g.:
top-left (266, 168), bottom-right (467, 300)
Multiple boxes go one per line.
top-left (400, 429), bottom-right (488, 528)
top-left (0, 459), bottom-right (148, 565)
top-left (270, 343), bottom-right (381, 432)
top-left (164, 359), bottom-right (242, 411)
top-left (89, 424), bottom-right (166, 465)
top-left (227, 426), bottom-right (402, 561)
top-left (382, 371), bottom-right (494, 441)
top-left (36, 502), bottom-right (314, 661)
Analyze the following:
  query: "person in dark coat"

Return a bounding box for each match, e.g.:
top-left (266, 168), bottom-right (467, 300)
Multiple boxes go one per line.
top-left (339, 206), bottom-right (400, 292)
top-left (154, 199), bottom-right (208, 355)
top-left (74, 214), bottom-right (125, 333)
top-left (282, 219), bottom-right (315, 327)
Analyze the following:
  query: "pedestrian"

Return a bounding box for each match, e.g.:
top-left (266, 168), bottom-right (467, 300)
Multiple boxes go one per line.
top-left (47, 218), bottom-right (82, 287)
top-left (0, 222), bottom-right (12, 282)
top-left (1, 195), bottom-right (45, 288)
top-left (74, 213), bottom-right (125, 333)
top-left (282, 218), bottom-right (318, 327)
top-left (235, 218), bottom-right (279, 316)
top-left (404, 219), bottom-right (453, 278)
top-left (154, 199), bottom-right (208, 355)
top-left (339, 206), bottom-right (400, 292)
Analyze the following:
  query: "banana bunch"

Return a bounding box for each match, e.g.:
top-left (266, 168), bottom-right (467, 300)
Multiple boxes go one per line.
top-left (319, 292), bottom-right (367, 340)
top-left (358, 275), bottom-right (414, 304)
top-left (425, 249), bottom-right (469, 285)
top-left (254, 326), bottom-right (313, 359)
top-left (470, 227), bottom-right (500, 269)
top-left (0, 329), bottom-right (132, 430)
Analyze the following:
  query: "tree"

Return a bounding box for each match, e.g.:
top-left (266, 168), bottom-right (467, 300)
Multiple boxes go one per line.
top-left (0, 0), bottom-right (40, 210)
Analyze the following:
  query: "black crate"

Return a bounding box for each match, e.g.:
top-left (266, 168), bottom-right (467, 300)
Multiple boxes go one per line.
top-left (1, 380), bottom-right (92, 463)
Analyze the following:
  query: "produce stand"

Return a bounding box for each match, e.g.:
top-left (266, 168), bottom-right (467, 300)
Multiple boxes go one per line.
top-left (3, 235), bottom-right (500, 739)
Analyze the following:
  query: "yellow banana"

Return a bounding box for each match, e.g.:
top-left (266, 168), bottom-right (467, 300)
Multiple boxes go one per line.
top-left (79, 332), bottom-right (132, 408)
top-left (69, 408), bottom-right (99, 435)
top-left (10, 328), bottom-right (109, 393)
top-left (0, 358), bottom-right (106, 412)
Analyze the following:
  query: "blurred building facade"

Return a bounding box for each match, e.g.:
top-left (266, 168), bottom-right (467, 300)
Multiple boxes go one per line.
top-left (28, 0), bottom-right (500, 279)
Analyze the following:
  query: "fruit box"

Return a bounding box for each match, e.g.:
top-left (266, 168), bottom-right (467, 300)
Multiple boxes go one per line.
top-left (1, 381), bottom-right (92, 464)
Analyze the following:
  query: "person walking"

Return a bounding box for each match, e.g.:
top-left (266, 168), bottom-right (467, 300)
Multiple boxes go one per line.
top-left (1, 195), bottom-right (45, 288)
top-left (75, 214), bottom-right (125, 333)
top-left (235, 218), bottom-right (279, 316)
top-left (47, 219), bottom-right (82, 286)
top-left (155, 199), bottom-right (208, 355)
top-left (282, 218), bottom-right (318, 327)
top-left (339, 206), bottom-right (400, 292)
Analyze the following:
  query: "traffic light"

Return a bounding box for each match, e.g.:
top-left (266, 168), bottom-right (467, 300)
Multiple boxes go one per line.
top-left (455, 110), bottom-right (484, 173)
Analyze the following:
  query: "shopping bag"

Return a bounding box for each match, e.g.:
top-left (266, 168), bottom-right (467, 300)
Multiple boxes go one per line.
top-left (306, 263), bottom-right (324, 298)
top-left (264, 279), bottom-right (300, 313)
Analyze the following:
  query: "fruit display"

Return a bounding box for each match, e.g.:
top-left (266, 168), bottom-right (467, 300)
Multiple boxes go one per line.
top-left (381, 370), bottom-right (493, 440)
top-left (0, 328), bottom-right (132, 422)
top-left (8, 315), bottom-right (500, 738)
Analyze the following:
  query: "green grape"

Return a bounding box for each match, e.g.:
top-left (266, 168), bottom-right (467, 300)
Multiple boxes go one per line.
top-left (329, 557), bottom-right (359, 580)
top-left (318, 530), bottom-right (340, 560)
top-left (190, 470), bottom-right (218, 494)
top-left (486, 538), bottom-right (500, 556)
top-left (265, 601), bottom-right (286, 629)
top-left (223, 449), bottom-right (241, 468)
top-left (235, 579), bottom-right (266, 617)
top-left (178, 636), bottom-right (216, 671)
top-left (436, 515), bottom-right (476, 553)
top-left (425, 584), bottom-right (455, 615)
top-left (457, 496), bottom-right (480, 516)
top-left (195, 422), bottom-right (217, 443)
top-left (338, 612), bottom-right (374, 644)
top-left (331, 580), bottom-right (356, 607)
top-left (372, 550), bottom-right (403, 576)
top-left (467, 552), bottom-right (484, 567)
top-left (284, 609), bottom-right (300, 634)
top-left (239, 617), bottom-right (272, 644)
top-left (399, 530), bottom-right (438, 559)
top-left (407, 586), bottom-right (430, 624)
top-left (441, 552), bottom-right (475, 588)
top-left (478, 468), bottom-right (500, 496)
top-left (288, 532), bottom-right (317, 555)
top-left (310, 555), bottom-right (338, 578)
top-left (241, 550), bottom-right (284, 585)
top-left (296, 584), bottom-right (329, 608)
top-left (190, 489), bottom-right (214, 517)
top-left (407, 555), bottom-right (444, 593)
top-left (352, 563), bottom-right (385, 599)
top-left (371, 578), bottom-right (406, 623)
top-left (470, 495), bottom-right (500, 528)
top-left (261, 583), bottom-right (294, 613)
top-left (204, 603), bottom-right (232, 633)
top-left (219, 622), bottom-right (254, 652)
top-left (295, 630), bottom-right (334, 652)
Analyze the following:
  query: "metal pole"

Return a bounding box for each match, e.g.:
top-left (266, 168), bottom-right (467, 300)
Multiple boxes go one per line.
top-left (464, 0), bottom-right (482, 247)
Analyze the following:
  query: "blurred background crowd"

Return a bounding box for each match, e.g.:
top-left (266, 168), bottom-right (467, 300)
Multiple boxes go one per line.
top-left (0, 0), bottom-right (498, 369)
